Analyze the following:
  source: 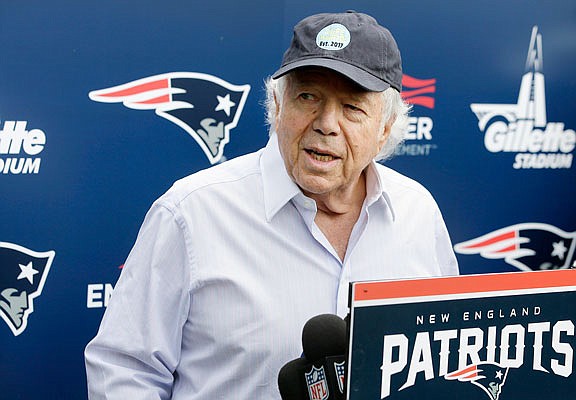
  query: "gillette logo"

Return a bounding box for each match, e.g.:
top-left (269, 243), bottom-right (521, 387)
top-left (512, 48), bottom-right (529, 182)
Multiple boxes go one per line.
top-left (471, 26), bottom-right (575, 169)
top-left (0, 121), bottom-right (45, 174)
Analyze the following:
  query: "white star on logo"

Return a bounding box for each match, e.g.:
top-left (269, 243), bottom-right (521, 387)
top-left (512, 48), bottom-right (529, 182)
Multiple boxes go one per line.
top-left (18, 261), bottom-right (39, 284)
top-left (551, 241), bottom-right (567, 260)
top-left (495, 369), bottom-right (503, 380)
top-left (215, 94), bottom-right (235, 116)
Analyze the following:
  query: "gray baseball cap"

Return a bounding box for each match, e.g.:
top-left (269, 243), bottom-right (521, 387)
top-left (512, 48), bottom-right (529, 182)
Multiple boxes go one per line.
top-left (272, 11), bottom-right (402, 92)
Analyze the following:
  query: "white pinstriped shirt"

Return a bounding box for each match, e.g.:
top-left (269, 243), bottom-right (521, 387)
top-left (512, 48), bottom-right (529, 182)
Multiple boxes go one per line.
top-left (85, 133), bottom-right (458, 399)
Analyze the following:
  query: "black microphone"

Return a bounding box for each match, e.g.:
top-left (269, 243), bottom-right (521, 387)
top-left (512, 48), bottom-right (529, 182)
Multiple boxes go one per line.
top-left (302, 314), bottom-right (347, 362)
top-left (278, 357), bottom-right (310, 400)
top-left (278, 314), bottom-right (348, 400)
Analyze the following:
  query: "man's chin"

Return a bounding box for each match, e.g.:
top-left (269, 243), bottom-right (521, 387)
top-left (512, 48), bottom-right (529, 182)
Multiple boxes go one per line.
top-left (296, 176), bottom-right (340, 197)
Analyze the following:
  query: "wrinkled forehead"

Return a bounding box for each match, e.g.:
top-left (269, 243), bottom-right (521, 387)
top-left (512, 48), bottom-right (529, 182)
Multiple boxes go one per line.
top-left (282, 67), bottom-right (386, 116)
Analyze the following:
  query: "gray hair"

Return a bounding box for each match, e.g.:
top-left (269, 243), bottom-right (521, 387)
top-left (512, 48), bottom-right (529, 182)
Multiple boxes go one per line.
top-left (264, 75), bottom-right (410, 161)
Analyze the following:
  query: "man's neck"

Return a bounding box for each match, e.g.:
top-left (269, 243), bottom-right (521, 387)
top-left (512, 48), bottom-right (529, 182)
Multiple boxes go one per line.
top-left (306, 171), bottom-right (367, 215)
top-left (306, 172), bottom-right (367, 261)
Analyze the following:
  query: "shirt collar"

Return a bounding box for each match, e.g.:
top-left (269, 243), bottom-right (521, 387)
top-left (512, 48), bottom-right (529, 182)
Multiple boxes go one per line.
top-left (260, 133), bottom-right (302, 222)
top-left (365, 161), bottom-right (396, 222)
top-left (260, 133), bottom-right (396, 222)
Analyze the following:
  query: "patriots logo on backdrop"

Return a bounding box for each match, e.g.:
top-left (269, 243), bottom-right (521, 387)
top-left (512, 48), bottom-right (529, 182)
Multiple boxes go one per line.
top-left (445, 362), bottom-right (509, 400)
top-left (89, 72), bottom-right (251, 164)
top-left (0, 242), bottom-right (55, 336)
top-left (454, 223), bottom-right (576, 271)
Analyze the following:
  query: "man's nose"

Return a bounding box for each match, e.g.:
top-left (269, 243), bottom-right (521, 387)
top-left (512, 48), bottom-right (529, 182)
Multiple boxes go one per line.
top-left (312, 101), bottom-right (341, 136)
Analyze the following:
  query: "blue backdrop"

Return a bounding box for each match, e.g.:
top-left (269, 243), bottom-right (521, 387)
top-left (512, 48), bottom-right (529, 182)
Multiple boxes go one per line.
top-left (1, 1), bottom-right (575, 398)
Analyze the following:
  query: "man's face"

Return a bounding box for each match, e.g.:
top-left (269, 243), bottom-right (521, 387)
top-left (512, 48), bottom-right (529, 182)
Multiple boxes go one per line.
top-left (275, 68), bottom-right (390, 199)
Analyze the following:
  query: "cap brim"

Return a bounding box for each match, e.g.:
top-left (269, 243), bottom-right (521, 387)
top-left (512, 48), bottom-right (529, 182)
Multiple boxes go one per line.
top-left (272, 58), bottom-right (390, 92)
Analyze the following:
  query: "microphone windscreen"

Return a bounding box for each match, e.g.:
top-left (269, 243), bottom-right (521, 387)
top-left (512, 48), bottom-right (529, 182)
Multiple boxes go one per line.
top-left (278, 357), bottom-right (308, 400)
top-left (301, 314), bottom-right (347, 362)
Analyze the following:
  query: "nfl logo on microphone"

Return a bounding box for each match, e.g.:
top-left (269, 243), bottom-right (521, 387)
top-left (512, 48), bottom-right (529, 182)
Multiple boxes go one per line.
top-left (335, 361), bottom-right (346, 393)
top-left (305, 365), bottom-right (330, 400)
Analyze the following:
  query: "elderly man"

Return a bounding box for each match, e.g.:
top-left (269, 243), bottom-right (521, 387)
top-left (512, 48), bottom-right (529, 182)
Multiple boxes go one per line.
top-left (85, 11), bottom-right (458, 399)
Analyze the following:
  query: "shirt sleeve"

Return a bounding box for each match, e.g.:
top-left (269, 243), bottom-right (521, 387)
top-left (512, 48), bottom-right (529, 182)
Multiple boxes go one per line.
top-left (85, 201), bottom-right (192, 400)
top-left (434, 207), bottom-right (460, 276)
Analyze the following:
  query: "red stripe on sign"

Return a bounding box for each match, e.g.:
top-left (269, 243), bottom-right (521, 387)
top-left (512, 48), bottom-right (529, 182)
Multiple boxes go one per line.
top-left (353, 269), bottom-right (576, 301)
top-left (136, 94), bottom-right (170, 104)
top-left (446, 364), bottom-right (477, 379)
top-left (493, 244), bottom-right (516, 254)
top-left (402, 75), bottom-right (436, 88)
top-left (464, 230), bottom-right (515, 249)
top-left (402, 86), bottom-right (436, 98)
top-left (100, 79), bottom-right (169, 98)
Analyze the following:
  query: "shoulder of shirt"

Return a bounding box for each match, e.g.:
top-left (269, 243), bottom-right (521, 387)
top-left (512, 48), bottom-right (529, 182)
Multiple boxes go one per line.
top-left (155, 149), bottom-right (263, 208)
top-left (374, 162), bottom-right (436, 201)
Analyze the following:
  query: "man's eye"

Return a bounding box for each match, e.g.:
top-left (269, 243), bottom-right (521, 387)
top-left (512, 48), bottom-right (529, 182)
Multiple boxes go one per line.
top-left (346, 104), bottom-right (363, 112)
top-left (299, 93), bottom-right (315, 100)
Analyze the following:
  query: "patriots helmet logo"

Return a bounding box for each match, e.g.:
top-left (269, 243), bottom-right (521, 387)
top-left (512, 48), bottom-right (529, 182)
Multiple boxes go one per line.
top-left (454, 223), bottom-right (576, 271)
top-left (0, 242), bottom-right (55, 336)
top-left (445, 362), bottom-right (509, 400)
top-left (89, 72), bottom-right (251, 164)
